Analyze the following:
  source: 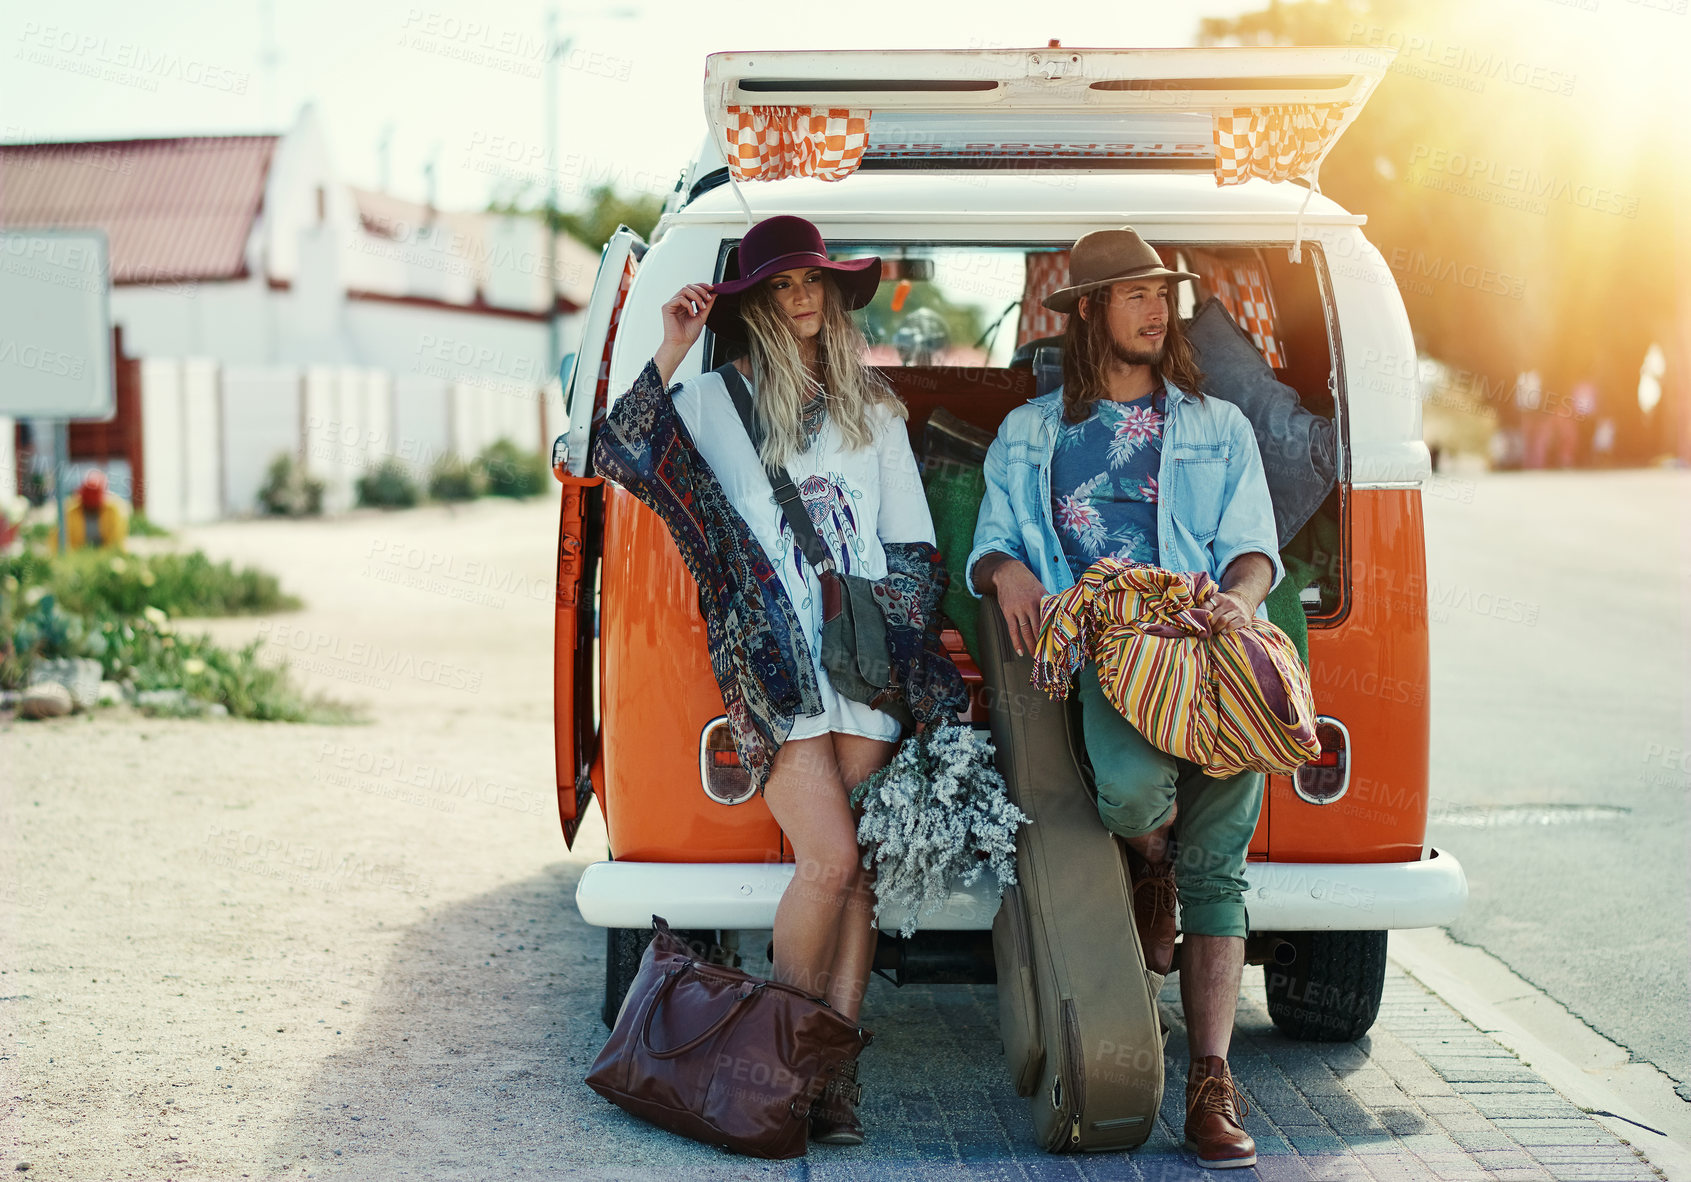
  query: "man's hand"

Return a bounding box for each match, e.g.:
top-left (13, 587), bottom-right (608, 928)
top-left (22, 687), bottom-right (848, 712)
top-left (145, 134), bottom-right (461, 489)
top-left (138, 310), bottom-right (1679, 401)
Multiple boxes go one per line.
top-left (1206, 590), bottom-right (1255, 636)
top-left (980, 555), bottom-right (1048, 657)
top-left (1211, 551), bottom-right (1275, 636)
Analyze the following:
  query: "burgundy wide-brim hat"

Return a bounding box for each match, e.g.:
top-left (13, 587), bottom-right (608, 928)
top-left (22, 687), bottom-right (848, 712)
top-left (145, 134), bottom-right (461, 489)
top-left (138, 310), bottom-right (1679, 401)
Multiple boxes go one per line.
top-left (706, 214), bottom-right (881, 337)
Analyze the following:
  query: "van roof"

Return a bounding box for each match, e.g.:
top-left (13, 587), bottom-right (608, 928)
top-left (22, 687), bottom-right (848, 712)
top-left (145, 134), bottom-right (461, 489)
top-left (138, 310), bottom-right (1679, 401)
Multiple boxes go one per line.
top-left (661, 171), bottom-right (1363, 237)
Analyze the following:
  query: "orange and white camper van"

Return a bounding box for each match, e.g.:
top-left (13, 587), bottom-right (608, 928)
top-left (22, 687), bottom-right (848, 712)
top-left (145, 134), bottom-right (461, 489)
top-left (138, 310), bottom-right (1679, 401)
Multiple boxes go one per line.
top-left (551, 47), bottom-right (1466, 1041)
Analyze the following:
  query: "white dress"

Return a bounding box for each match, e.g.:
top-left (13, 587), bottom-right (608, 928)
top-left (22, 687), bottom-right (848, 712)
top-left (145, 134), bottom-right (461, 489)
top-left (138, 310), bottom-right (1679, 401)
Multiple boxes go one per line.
top-left (671, 368), bottom-right (937, 742)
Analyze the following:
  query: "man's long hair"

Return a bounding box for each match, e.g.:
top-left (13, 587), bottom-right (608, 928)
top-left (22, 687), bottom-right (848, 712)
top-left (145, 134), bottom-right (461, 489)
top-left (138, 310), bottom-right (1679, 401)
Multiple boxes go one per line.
top-left (737, 274), bottom-right (905, 468)
top-left (1059, 284), bottom-right (1204, 425)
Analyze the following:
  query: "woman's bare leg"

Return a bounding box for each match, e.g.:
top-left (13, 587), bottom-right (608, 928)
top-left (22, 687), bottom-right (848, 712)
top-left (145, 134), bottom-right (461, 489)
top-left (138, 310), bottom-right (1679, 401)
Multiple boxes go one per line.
top-left (825, 732), bottom-right (899, 1022)
top-left (761, 735), bottom-right (862, 1003)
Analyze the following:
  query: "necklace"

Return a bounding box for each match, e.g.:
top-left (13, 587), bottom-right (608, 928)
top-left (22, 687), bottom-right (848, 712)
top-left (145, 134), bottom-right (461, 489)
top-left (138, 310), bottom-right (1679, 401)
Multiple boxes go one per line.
top-left (798, 378), bottom-right (828, 448)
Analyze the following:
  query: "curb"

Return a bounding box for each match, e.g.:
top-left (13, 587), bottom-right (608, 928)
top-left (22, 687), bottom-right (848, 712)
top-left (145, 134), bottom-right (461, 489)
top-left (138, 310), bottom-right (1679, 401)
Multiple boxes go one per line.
top-left (1390, 927), bottom-right (1691, 1181)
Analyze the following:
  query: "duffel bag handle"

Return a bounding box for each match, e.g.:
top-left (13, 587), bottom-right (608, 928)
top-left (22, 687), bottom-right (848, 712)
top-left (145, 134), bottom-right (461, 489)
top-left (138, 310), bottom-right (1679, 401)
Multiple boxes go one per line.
top-left (639, 965), bottom-right (767, 1060)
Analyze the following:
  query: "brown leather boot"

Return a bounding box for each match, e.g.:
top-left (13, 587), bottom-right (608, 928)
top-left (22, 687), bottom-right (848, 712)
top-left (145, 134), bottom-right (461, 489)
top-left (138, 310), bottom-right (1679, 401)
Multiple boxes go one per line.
top-left (1185, 1056), bottom-right (1256, 1169)
top-left (809, 1058), bottom-right (864, 1146)
top-left (1125, 846), bottom-right (1177, 975)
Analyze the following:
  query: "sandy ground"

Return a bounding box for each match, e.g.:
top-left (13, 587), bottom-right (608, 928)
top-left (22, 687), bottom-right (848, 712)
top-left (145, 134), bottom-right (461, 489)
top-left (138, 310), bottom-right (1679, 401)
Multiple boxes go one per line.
top-left (4, 498), bottom-right (614, 1179)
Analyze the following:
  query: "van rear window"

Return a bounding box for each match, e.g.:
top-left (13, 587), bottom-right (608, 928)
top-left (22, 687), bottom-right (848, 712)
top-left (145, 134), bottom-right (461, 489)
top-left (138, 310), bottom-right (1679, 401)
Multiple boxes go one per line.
top-left (709, 240), bottom-right (1345, 621)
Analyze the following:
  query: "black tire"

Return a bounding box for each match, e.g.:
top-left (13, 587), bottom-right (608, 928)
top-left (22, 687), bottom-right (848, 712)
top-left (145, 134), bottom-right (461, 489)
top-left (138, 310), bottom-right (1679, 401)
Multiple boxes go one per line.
top-left (601, 926), bottom-right (731, 1029)
top-left (1263, 930), bottom-right (1387, 1042)
top-left (603, 927), bottom-right (647, 1029)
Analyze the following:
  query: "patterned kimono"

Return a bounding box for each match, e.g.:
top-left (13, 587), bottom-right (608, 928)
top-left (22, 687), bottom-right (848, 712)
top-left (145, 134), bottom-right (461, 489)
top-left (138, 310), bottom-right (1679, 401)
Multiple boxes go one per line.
top-left (592, 360), bottom-right (966, 790)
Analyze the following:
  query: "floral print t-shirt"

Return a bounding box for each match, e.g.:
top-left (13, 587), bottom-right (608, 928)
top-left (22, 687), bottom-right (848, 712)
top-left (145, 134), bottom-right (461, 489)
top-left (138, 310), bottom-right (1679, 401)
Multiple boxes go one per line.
top-left (1050, 391), bottom-right (1165, 582)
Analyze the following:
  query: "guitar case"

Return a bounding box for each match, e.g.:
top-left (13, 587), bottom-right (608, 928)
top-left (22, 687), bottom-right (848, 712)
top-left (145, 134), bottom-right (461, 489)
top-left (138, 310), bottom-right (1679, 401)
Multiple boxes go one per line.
top-left (980, 595), bottom-right (1169, 1152)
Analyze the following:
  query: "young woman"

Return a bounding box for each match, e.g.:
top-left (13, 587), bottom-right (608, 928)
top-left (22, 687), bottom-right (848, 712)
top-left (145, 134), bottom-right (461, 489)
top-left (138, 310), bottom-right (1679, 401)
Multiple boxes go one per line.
top-left (593, 215), bottom-right (963, 1145)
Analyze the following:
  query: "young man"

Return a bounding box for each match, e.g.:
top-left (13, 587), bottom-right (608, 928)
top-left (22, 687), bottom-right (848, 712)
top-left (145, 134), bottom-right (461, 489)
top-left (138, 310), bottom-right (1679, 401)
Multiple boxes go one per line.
top-left (967, 228), bottom-right (1280, 1170)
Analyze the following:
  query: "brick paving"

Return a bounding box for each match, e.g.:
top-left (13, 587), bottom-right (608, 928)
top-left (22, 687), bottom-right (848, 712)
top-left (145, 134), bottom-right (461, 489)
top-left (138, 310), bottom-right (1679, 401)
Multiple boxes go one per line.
top-left (718, 962), bottom-right (1666, 1180)
top-left (534, 953), bottom-right (1666, 1180)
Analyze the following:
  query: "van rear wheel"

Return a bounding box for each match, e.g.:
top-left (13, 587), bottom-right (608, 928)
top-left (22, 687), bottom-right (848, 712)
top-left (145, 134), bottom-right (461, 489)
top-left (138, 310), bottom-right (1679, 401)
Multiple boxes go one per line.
top-left (1263, 930), bottom-right (1387, 1042)
top-left (601, 926), bottom-right (728, 1028)
top-left (603, 927), bottom-right (648, 1028)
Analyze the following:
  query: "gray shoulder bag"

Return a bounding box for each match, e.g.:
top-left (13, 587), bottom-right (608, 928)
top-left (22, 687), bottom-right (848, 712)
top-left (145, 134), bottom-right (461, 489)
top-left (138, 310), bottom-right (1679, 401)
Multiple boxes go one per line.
top-left (715, 363), bottom-right (901, 719)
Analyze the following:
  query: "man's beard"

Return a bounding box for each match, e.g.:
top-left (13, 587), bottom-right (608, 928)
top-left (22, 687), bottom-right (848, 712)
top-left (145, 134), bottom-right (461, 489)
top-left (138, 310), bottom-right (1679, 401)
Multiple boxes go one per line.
top-left (1107, 331), bottom-right (1165, 369)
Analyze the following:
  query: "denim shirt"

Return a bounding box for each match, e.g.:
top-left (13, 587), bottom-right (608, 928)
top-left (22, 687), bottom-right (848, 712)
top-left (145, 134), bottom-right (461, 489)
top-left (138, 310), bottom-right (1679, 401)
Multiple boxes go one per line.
top-left (966, 381), bottom-right (1284, 616)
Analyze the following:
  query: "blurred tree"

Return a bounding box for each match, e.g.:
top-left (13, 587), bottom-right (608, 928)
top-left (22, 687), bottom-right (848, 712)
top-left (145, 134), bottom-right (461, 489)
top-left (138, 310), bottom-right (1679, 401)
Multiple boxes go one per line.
top-left (857, 281), bottom-right (989, 358)
top-left (1198, 0), bottom-right (1678, 460)
top-left (488, 181), bottom-right (664, 251)
top-left (555, 184), bottom-right (665, 251)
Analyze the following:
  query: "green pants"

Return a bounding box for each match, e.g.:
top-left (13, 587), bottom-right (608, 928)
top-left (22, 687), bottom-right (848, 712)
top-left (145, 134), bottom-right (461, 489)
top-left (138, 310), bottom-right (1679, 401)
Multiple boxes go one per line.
top-left (1076, 665), bottom-right (1264, 939)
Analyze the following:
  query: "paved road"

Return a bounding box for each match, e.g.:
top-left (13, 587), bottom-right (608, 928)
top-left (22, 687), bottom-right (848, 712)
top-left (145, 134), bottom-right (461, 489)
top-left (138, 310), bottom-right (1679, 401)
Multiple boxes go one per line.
top-left (1423, 468), bottom-right (1691, 1097)
top-left (4, 484), bottom-right (1685, 1178)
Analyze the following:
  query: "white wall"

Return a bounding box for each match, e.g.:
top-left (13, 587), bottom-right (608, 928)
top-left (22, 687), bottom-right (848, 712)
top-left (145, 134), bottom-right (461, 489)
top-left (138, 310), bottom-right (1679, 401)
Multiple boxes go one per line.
top-left (391, 374), bottom-right (451, 479)
top-left (302, 365), bottom-right (394, 512)
top-left (139, 357), bottom-right (222, 528)
top-left (111, 276), bottom-right (272, 364)
top-left (451, 378), bottom-right (545, 458)
top-left (257, 103), bottom-right (361, 286)
top-left (343, 297), bottom-right (566, 386)
top-left (139, 359), bottom-right (185, 527)
top-left (182, 360), bottom-right (222, 524)
top-left (222, 366), bottom-right (301, 515)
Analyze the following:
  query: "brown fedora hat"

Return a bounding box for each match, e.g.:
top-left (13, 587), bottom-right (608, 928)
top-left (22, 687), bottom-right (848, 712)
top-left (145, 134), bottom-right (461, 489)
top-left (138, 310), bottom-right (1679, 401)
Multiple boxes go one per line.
top-left (1041, 227), bottom-right (1198, 314)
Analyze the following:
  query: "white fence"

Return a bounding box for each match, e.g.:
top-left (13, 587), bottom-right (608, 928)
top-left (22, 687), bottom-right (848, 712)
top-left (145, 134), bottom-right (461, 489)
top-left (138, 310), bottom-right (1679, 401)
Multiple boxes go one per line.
top-left (0, 416), bottom-right (15, 502)
top-left (140, 357), bottom-right (221, 529)
top-left (133, 358), bottom-right (555, 527)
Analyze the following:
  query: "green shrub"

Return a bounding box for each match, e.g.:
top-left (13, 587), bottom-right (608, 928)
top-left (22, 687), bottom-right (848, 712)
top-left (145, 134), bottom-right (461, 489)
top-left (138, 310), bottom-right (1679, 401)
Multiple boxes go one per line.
top-left (477, 439), bottom-right (549, 499)
top-left (428, 455), bottom-right (486, 502)
top-left (0, 544), bottom-right (348, 721)
top-left (92, 611), bottom-right (356, 723)
top-left (1, 592), bottom-right (91, 688)
top-left (356, 458), bottom-right (421, 509)
top-left (258, 452), bottom-right (324, 517)
top-left (128, 513), bottom-right (171, 538)
top-left (37, 549), bottom-right (302, 618)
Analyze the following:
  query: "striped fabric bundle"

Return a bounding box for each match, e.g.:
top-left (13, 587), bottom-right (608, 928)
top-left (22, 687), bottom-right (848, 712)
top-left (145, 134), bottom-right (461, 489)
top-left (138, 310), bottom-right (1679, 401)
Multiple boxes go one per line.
top-left (1031, 559), bottom-right (1320, 778)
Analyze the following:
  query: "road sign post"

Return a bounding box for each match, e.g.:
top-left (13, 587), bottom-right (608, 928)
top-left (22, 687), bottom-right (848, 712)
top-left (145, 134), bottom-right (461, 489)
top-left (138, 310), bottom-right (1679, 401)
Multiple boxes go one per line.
top-left (0, 230), bottom-right (116, 552)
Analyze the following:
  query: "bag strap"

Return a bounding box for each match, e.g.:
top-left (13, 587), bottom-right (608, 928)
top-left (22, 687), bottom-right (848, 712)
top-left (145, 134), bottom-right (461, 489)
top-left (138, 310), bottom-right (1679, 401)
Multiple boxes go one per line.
top-left (638, 962), bottom-right (767, 1059)
top-left (715, 363), bottom-right (835, 576)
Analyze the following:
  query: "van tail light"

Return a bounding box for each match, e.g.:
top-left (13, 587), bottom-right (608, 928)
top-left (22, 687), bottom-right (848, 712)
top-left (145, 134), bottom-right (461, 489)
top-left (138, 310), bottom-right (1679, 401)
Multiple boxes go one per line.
top-left (1294, 717), bottom-right (1351, 805)
top-left (700, 718), bottom-right (755, 805)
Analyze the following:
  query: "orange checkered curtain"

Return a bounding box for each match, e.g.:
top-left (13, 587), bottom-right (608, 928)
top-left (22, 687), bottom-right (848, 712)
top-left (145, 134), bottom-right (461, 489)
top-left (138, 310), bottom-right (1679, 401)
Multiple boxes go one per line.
top-left (1188, 249), bottom-right (1285, 369)
top-left (1015, 251), bottom-right (1071, 348)
top-left (1211, 105), bottom-right (1348, 187)
top-left (723, 106), bottom-right (870, 182)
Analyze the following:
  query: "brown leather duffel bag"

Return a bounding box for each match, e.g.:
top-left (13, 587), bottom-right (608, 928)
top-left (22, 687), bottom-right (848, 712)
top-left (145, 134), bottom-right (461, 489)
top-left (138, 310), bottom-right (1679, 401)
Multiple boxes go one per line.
top-left (585, 917), bottom-right (872, 1159)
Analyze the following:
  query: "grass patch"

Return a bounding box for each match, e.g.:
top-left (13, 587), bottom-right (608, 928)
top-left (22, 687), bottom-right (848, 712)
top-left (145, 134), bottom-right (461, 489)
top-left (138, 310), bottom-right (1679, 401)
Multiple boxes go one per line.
top-left (13, 548), bottom-right (303, 619)
top-left (427, 455), bottom-right (487, 502)
top-left (2, 546), bottom-right (354, 723)
top-left (128, 513), bottom-right (172, 538)
top-left (478, 439), bottom-right (550, 498)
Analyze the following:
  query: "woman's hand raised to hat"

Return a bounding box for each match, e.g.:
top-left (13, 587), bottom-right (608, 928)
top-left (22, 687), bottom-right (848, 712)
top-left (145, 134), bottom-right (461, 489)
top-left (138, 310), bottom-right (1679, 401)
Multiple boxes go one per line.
top-left (654, 284), bottom-right (716, 386)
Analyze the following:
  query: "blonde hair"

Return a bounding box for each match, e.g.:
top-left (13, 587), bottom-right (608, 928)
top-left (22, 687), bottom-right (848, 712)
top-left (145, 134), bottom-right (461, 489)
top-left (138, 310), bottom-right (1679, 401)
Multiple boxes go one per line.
top-left (736, 274), bottom-right (905, 469)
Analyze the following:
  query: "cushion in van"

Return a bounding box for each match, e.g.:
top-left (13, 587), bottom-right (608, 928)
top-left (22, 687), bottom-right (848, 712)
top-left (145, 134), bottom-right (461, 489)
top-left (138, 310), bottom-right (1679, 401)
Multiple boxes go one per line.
top-left (921, 410), bottom-right (991, 661)
top-left (1186, 297), bottom-right (1337, 547)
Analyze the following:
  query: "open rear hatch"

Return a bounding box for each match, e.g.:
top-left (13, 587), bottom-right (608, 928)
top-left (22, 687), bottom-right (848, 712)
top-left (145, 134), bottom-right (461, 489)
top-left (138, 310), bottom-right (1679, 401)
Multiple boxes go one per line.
top-left (700, 46), bottom-right (1391, 180)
